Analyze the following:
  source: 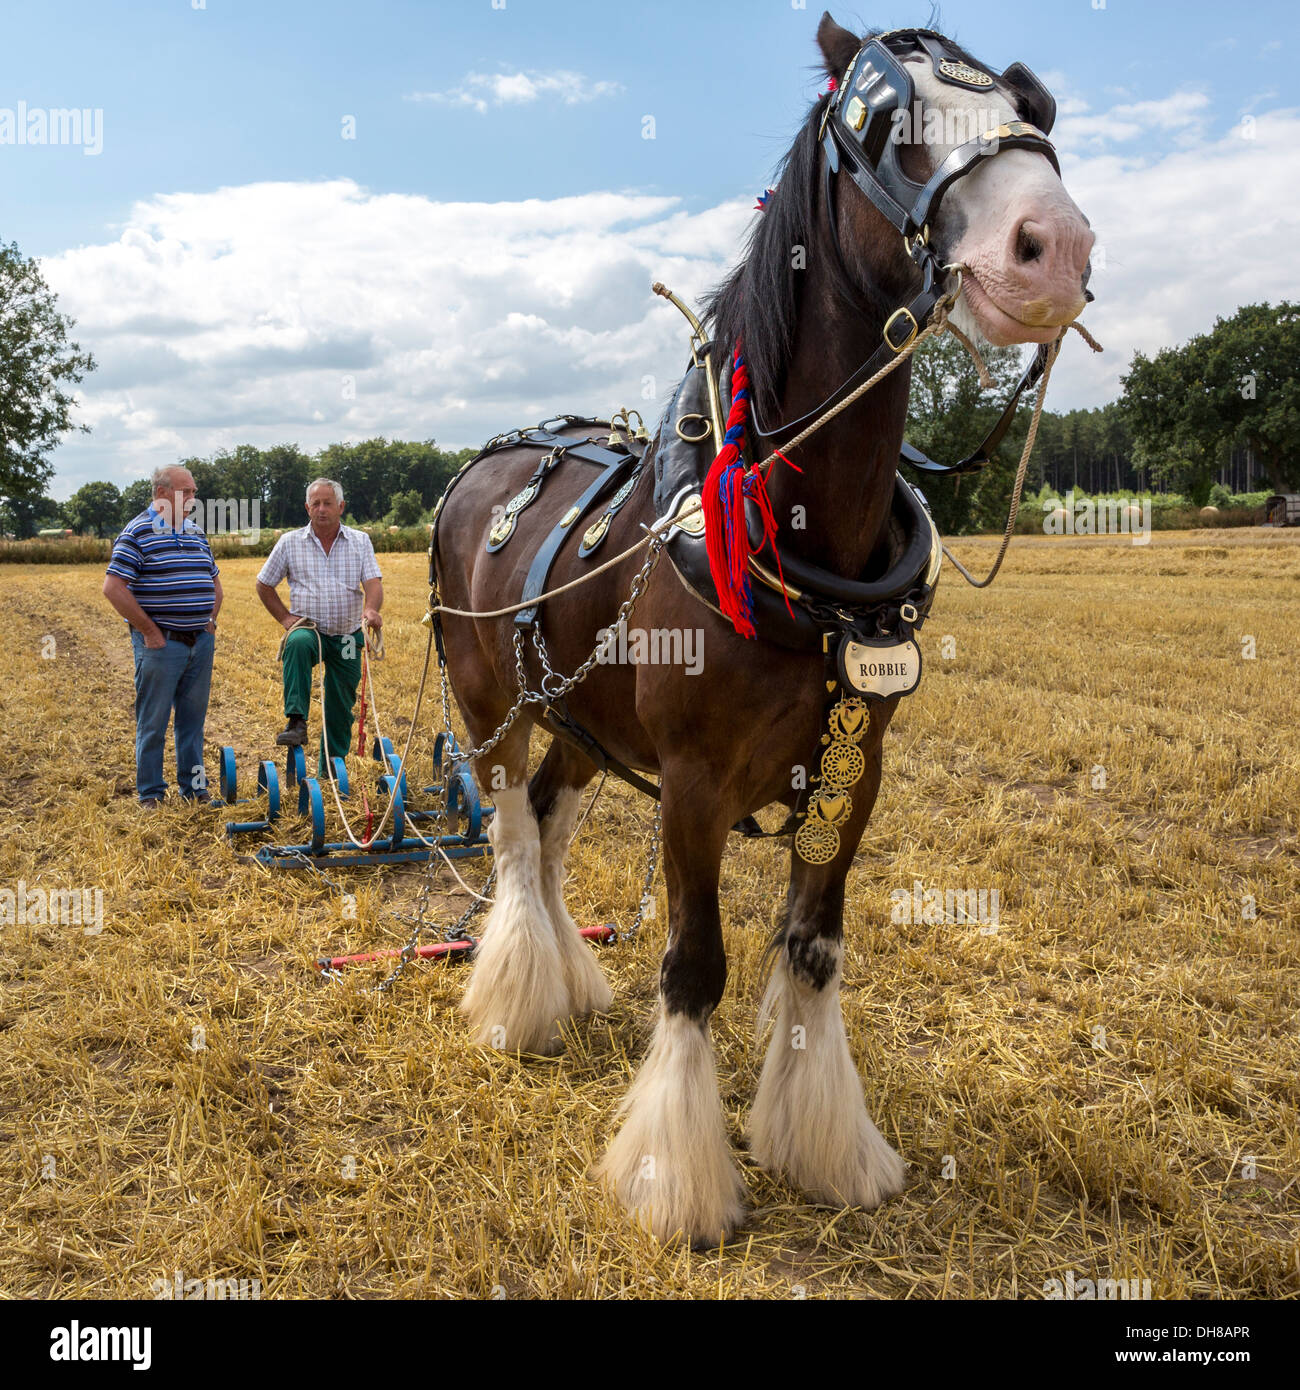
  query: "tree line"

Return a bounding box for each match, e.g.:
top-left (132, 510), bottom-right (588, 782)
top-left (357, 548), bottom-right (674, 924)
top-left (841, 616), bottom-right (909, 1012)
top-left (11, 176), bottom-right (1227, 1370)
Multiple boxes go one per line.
top-left (2, 235), bottom-right (1296, 540)
top-left (3, 438), bottom-right (479, 538)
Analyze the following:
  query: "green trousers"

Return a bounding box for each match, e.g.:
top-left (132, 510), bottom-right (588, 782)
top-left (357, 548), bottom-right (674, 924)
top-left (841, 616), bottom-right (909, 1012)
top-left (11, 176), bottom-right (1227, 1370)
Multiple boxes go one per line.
top-left (281, 627), bottom-right (363, 774)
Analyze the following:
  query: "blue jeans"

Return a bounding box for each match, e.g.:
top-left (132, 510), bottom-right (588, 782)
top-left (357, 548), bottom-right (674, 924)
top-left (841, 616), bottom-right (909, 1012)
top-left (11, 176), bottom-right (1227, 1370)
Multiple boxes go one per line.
top-left (130, 629), bottom-right (215, 802)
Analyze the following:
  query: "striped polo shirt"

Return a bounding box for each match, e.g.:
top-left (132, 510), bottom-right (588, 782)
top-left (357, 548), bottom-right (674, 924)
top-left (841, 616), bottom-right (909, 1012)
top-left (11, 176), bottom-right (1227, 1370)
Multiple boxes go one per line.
top-left (106, 506), bottom-right (219, 632)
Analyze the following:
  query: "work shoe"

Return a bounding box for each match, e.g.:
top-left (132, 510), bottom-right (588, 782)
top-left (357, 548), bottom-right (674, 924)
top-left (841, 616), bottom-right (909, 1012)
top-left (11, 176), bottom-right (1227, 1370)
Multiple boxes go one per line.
top-left (275, 716), bottom-right (308, 746)
top-left (140, 798), bottom-right (164, 810)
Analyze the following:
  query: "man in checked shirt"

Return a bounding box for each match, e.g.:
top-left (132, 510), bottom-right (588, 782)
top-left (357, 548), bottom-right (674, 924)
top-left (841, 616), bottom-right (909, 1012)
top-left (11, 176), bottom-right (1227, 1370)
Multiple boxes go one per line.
top-left (255, 478), bottom-right (383, 772)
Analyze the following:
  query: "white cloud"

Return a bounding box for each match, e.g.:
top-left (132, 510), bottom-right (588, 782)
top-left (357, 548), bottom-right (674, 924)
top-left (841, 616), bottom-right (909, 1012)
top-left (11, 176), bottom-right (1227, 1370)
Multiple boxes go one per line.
top-left (1055, 106), bottom-right (1300, 406)
top-left (43, 180), bottom-right (750, 495)
top-left (39, 102), bottom-right (1300, 496)
top-left (1056, 89), bottom-right (1212, 152)
top-left (406, 69), bottom-right (621, 114)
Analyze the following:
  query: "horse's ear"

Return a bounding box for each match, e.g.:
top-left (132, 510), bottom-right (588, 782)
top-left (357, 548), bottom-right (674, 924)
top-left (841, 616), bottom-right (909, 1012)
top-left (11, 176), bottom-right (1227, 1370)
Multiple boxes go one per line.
top-left (816, 12), bottom-right (861, 81)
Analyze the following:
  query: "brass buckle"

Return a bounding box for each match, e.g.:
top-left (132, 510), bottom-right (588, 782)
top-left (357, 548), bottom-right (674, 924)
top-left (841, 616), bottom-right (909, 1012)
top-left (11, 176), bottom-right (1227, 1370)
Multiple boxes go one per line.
top-left (674, 413), bottom-right (712, 444)
top-left (883, 307), bottom-right (919, 354)
top-left (901, 225), bottom-right (930, 263)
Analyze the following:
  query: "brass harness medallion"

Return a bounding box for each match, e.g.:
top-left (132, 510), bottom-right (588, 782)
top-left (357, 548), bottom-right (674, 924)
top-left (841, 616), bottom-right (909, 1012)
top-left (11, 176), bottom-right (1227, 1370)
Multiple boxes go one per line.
top-left (939, 58), bottom-right (993, 87)
top-left (795, 696), bottom-right (871, 866)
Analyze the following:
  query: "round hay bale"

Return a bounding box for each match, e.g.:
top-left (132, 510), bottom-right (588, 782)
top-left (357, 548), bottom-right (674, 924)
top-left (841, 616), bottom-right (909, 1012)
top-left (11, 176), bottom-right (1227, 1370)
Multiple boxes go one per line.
top-left (388, 525), bottom-right (400, 533)
top-left (1124, 502), bottom-right (1143, 527)
top-left (1199, 505), bottom-right (1220, 520)
top-left (1047, 506), bottom-right (1068, 531)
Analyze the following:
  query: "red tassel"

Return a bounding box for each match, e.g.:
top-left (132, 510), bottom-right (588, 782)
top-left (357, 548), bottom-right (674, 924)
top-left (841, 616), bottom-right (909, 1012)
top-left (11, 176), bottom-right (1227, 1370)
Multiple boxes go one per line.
top-left (699, 348), bottom-right (803, 637)
top-left (744, 468), bottom-right (797, 623)
top-left (702, 351), bottom-right (758, 638)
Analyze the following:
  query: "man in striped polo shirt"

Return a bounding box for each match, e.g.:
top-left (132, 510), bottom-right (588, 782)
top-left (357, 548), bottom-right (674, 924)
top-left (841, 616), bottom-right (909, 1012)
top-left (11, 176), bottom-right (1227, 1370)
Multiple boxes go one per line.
top-left (103, 465), bottom-right (222, 808)
top-left (255, 478), bottom-right (383, 774)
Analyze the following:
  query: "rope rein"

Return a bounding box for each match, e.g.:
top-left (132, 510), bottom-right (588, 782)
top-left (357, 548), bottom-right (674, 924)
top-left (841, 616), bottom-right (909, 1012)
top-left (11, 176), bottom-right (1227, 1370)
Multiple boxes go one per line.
top-left (940, 319), bottom-right (1100, 588)
top-left (431, 294), bottom-right (1101, 621)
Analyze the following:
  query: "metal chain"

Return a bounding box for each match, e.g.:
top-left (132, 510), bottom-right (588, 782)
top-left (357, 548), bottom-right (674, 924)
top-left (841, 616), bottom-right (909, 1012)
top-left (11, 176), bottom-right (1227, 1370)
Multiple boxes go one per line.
top-left (623, 797), bottom-right (662, 942)
top-left (297, 824), bottom-right (496, 992)
top-left (369, 864), bottom-right (496, 996)
top-left (316, 534), bottom-right (669, 993)
top-left (436, 532), bottom-right (667, 767)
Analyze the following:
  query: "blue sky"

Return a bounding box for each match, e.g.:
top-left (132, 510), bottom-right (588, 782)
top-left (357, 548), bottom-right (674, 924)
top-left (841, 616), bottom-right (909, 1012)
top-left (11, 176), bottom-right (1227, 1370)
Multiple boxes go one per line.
top-left (2, 0), bottom-right (1297, 495)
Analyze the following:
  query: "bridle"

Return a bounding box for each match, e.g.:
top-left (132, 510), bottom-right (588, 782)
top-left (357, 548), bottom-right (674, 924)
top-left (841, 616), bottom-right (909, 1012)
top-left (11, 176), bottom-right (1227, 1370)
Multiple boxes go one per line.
top-left (752, 27), bottom-right (1077, 478)
top-left (823, 27), bottom-right (1057, 263)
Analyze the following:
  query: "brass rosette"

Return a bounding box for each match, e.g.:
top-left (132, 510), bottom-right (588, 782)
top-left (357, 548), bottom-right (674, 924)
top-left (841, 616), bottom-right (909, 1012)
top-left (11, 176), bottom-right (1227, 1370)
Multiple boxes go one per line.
top-left (821, 739), bottom-right (865, 790)
top-left (794, 818), bottom-right (839, 865)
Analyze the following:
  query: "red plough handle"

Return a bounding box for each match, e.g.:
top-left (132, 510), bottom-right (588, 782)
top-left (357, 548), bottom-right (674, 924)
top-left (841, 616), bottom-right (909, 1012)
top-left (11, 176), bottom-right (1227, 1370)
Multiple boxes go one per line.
top-left (315, 924), bottom-right (616, 974)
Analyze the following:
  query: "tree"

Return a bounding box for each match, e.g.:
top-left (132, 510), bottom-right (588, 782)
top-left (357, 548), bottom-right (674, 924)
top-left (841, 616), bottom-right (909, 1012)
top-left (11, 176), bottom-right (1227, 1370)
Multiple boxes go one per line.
top-left (386, 488), bottom-right (424, 526)
top-left (1121, 301), bottom-right (1300, 502)
top-left (62, 480), bottom-right (122, 536)
top-left (120, 478), bottom-right (153, 520)
top-left (1206, 302), bottom-right (1300, 492)
top-left (0, 241), bottom-right (96, 506)
top-left (0, 490), bottom-right (62, 538)
top-left (260, 443), bottom-right (313, 527)
top-left (903, 334), bottom-right (1032, 533)
top-left (1123, 334), bottom-right (1225, 506)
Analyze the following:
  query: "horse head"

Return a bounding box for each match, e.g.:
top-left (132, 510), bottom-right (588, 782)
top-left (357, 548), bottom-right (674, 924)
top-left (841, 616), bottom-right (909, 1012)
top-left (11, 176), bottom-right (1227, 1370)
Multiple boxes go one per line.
top-left (816, 14), bottom-right (1095, 347)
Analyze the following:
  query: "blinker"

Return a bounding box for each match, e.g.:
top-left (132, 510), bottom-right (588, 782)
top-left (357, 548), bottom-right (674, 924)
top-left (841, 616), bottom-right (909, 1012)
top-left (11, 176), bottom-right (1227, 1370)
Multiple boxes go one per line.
top-left (826, 29), bottom-right (1060, 245)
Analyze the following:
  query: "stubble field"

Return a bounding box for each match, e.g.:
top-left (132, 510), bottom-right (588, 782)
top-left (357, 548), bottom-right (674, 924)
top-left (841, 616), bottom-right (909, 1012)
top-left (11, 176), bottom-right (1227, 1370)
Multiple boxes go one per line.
top-left (1, 529), bottom-right (1297, 1299)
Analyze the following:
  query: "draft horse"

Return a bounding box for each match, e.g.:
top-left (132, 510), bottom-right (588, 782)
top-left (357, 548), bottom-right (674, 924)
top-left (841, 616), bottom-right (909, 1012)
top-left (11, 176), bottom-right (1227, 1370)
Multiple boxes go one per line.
top-left (430, 14), bottom-right (1095, 1245)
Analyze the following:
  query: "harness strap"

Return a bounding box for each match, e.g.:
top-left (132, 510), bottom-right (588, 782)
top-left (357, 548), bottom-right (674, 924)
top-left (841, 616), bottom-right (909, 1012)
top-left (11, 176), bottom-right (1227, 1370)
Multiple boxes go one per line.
top-left (541, 700), bottom-right (662, 801)
top-left (733, 811), bottom-right (803, 839)
top-left (900, 342), bottom-right (1050, 476)
top-left (750, 236), bottom-right (948, 447)
top-left (904, 124), bottom-right (1059, 235)
top-left (514, 450), bottom-right (641, 628)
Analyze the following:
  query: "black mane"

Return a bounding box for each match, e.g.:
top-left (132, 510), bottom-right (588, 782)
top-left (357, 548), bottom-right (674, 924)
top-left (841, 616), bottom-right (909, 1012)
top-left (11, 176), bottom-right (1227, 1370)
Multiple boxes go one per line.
top-left (702, 22), bottom-right (999, 425)
top-left (702, 92), bottom-right (837, 426)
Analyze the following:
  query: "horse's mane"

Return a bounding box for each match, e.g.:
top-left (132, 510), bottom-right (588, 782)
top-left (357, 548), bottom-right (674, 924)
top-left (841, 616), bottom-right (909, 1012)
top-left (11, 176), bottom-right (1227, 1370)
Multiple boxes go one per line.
top-left (702, 91), bottom-right (840, 425)
top-left (702, 22), bottom-right (993, 424)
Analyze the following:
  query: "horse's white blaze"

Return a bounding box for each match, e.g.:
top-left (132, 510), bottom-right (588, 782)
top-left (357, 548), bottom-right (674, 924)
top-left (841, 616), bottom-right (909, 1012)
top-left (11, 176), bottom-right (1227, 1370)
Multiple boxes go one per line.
top-left (749, 940), bottom-right (906, 1209)
top-left (595, 1007), bottom-right (746, 1246)
top-left (459, 784), bottom-right (570, 1055)
top-left (537, 785), bottom-right (612, 1018)
top-left (904, 57), bottom-right (1093, 346)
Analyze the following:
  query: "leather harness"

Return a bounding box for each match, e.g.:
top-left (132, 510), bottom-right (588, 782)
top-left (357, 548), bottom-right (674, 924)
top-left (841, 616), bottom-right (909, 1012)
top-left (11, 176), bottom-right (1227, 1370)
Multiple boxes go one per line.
top-left (428, 27), bottom-right (1079, 840)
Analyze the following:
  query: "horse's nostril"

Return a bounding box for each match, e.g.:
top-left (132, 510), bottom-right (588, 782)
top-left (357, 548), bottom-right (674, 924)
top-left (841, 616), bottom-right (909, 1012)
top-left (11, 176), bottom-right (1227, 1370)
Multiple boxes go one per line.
top-left (1015, 226), bottom-right (1043, 264)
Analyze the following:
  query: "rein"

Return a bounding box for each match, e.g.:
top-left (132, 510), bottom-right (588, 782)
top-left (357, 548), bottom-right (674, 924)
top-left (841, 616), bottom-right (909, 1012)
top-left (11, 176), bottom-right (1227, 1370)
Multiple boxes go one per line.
top-left (431, 26), bottom-right (1103, 626)
top-left (428, 302), bottom-right (1099, 621)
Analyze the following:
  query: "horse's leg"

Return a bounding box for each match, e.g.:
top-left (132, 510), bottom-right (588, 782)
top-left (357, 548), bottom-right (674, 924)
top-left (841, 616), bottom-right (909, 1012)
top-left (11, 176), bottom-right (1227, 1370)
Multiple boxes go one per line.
top-left (528, 740), bottom-right (612, 1018)
top-left (748, 716), bottom-right (907, 1208)
top-left (595, 769), bottom-right (746, 1246)
top-left (458, 723), bottom-right (571, 1055)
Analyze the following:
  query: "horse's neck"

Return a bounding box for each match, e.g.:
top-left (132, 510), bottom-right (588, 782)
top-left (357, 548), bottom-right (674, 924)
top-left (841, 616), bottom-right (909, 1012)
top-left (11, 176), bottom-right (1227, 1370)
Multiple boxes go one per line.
top-left (759, 273), bottom-right (912, 580)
